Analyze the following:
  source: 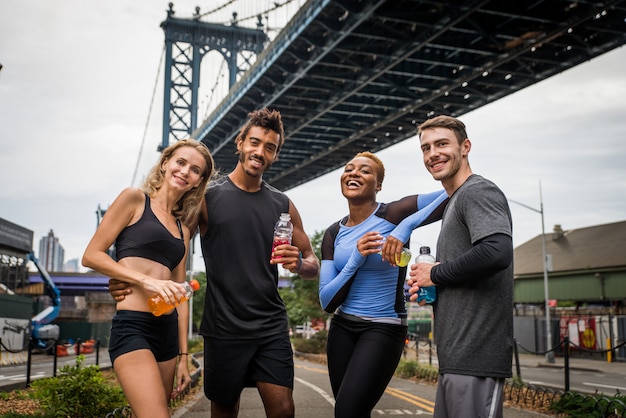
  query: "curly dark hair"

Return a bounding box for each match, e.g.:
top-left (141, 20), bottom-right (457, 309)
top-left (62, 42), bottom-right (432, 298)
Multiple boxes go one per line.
top-left (234, 108), bottom-right (285, 155)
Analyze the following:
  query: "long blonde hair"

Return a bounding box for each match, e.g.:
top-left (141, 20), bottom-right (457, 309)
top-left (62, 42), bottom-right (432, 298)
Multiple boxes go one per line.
top-left (142, 139), bottom-right (215, 227)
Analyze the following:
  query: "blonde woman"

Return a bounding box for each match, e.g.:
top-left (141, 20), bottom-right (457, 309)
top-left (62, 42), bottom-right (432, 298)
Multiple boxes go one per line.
top-left (82, 139), bottom-right (214, 418)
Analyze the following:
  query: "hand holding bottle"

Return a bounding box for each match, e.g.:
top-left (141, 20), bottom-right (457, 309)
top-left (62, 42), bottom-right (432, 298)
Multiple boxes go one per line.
top-left (271, 213), bottom-right (293, 262)
top-left (377, 237), bottom-right (411, 267)
top-left (379, 235), bottom-right (407, 266)
top-left (407, 246), bottom-right (437, 305)
top-left (148, 279), bottom-right (200, 316)
top-left (142, 277), bottom-right (188, 305)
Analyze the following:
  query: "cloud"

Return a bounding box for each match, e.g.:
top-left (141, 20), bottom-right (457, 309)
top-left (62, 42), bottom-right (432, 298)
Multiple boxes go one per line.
top-left (1, 2), bottom-right (624, 272)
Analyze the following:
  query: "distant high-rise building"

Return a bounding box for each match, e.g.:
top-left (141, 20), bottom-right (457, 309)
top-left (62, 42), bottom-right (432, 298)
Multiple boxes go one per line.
top-left (63, 258), bottom-right (80, 273)
top-left (39, 229), bottom-right (64, 272)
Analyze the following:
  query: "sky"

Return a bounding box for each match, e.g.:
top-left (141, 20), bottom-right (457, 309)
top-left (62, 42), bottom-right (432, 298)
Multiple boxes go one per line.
top-left (1, 1), bottom-right (625, 273)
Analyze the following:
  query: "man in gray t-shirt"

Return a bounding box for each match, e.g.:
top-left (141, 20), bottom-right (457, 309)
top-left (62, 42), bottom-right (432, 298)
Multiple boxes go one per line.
top-left (407, 115), bottom-right (514, 418)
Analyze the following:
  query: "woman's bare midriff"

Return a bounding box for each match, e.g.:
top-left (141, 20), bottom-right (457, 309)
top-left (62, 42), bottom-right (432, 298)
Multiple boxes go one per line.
top-left (115, 257), bottom-right (173, 312)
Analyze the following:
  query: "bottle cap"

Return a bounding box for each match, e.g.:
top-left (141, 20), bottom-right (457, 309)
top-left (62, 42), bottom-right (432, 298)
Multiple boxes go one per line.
top-left (189, 279), bottom-right (201, 291)
top-left (419, 246), bottom-right (431, 254)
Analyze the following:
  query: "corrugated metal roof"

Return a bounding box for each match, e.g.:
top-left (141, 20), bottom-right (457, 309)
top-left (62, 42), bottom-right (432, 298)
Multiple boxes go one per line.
top-left (514, 220), bottom-right (626, 276)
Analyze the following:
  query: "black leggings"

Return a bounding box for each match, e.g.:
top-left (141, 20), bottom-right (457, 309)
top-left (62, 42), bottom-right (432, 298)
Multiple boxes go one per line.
top-left (327, 313), bottom-right (407, 418)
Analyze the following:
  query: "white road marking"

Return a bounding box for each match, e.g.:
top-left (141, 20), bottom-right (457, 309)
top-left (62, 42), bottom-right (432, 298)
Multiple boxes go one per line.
top-left (295, 377), bottom-right (335, 406)
top-left (582, 382), bottom-right (626, 391)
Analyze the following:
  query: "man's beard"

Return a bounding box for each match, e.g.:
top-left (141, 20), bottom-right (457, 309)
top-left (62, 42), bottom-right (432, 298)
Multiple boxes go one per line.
top-left (239, 152), bottom-right (273, 177)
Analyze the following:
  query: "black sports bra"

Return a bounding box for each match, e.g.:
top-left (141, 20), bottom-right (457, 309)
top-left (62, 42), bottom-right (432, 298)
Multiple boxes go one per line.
top-left (115, 194), bottom-right (185, 271)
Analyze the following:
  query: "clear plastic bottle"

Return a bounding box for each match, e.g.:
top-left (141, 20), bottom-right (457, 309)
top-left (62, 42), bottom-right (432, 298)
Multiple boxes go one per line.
top-left (377, 238), bottom-right (412, 267)
top-left (414, 246), bottom-right (436, 304)
top-left (148, 279), bottom-right (201, 316)
top-left (271, 213), bottom-right (293, 261)
top-left (395, 248), bottom-right (412, 267)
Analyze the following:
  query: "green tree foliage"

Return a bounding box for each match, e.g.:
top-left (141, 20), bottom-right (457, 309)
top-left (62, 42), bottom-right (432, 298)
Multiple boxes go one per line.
top-left (29, 355), bottom-right (126, 418)
top-left (190, 271), bottom-right (207, 332)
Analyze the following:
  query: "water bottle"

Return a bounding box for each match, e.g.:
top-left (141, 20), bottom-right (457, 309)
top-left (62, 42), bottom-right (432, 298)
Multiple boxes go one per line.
top-left (378, 238), bottom-right (411, 267)
top-left (271, 213), bottom-right (293, 261)
top-left (415, 246), bottom-right (436, 304)
top-left (148, 279), bottom-right (200, 316)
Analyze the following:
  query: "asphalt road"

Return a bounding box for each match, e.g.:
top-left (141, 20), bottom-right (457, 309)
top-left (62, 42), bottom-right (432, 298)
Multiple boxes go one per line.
top-left (174, 357), bottom-right (552, 418)
top-left (2, 345), bottom-right (624, 417)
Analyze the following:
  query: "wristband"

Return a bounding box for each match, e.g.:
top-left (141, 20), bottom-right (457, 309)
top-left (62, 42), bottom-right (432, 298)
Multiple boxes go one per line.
top-left (178, 352), bottom-right (188, 356)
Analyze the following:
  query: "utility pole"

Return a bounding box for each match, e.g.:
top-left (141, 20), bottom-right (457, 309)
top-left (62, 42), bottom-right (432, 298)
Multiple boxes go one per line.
top-left (509, 181), bottom-right (555, 363)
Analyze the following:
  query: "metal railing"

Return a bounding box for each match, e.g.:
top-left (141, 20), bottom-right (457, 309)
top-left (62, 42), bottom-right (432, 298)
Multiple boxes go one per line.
top-left (514, 337), bottom-right (626, 392)
top-left (404, 336), bottom-right (626, 417)
top-left (505, 337), bottom-right (626, 416)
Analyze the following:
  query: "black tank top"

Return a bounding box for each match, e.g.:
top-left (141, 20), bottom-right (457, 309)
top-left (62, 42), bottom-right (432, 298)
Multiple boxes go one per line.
top-left (199, 176), bottom-right (290, 339)
top-left (115, 194), bottom-right (185, 271)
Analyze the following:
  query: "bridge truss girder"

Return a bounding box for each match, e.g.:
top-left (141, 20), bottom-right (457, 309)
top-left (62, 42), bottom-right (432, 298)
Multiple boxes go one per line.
top-left (159, 4), bottom-right (267, 151)
top-left (192, 0), bottom-right (626, 191)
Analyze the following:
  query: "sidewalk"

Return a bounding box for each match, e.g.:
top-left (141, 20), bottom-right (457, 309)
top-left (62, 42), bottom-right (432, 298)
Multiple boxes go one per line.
top-left (516, 351), bottom-right (625, 375)
top-left (408, 342), bottom-right (625, 375)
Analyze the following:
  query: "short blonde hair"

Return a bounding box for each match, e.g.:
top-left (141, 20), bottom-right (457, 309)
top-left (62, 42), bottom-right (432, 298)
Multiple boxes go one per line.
top-left (353, 151), bottom-right (385, 184)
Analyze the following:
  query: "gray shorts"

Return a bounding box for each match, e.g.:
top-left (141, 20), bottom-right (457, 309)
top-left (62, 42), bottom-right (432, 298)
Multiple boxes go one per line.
top-left (434, 373), bottom-right (505, 418)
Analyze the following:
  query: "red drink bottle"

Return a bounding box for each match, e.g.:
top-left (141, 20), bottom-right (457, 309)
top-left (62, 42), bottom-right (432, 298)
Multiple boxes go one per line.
top-left (271, 213), bottom-right (293, 261)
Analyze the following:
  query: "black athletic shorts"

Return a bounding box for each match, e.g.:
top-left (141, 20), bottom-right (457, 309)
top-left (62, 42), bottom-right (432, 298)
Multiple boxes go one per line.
top-left (108, 309), bottom-right (178, 365)
top-left (203, 333), bottom-right (294, 405)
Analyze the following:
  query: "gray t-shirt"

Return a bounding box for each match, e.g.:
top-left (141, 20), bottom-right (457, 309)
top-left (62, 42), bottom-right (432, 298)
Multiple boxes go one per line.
top-left (434, 174), bottom-right (514, 378)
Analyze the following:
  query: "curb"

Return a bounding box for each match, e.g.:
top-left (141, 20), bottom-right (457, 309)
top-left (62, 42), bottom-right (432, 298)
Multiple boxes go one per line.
top-left (535, 363), bottom-right (602, 373)
top-left (171, 389), bottom-right (205, 418)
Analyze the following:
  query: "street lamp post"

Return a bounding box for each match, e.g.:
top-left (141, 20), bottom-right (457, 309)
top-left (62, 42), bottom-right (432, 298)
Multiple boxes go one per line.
top-left (509, 181), bottom-right (555, 363)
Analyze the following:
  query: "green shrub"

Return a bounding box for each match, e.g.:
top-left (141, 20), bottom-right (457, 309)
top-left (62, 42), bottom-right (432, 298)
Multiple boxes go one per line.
top-left (30, 355), bottom-right (127, 418)
top-left (395, 359), bottom-right (421, 378)
top-left (292, 330), bottom-right (327, 354)
top-left (550, 391), bottom-right (626, 418)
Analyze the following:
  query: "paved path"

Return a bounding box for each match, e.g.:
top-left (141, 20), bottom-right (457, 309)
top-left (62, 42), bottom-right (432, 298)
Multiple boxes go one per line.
top-left (173, 352), bottom-right (626, 417)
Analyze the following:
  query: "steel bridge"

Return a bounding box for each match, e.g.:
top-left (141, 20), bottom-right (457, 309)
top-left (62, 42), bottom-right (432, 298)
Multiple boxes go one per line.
top-left (168, 0), bottom-right (626, 191)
